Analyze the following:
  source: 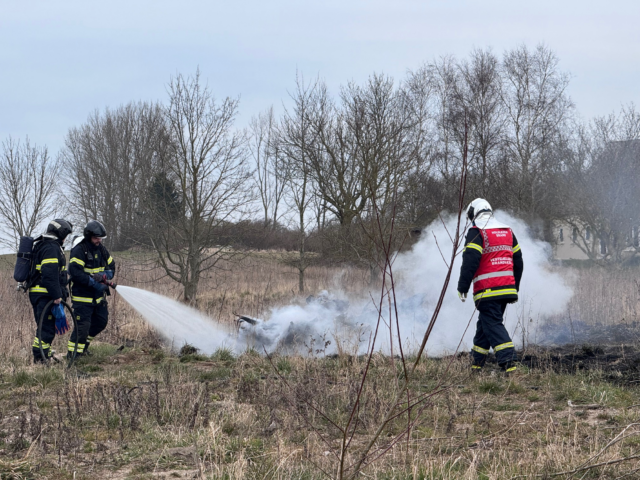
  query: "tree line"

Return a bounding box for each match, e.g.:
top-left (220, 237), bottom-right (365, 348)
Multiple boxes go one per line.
top-left (1, 44), bottom-right (639, 300)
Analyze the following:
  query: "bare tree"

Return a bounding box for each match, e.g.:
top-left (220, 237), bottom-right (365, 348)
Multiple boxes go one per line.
top-left (150, 70), bottom-right (252, 302)
top-left (279, 74), bottom-right (319, 292)
top-left (458, 48), bottom-right (505, 193)
top-left (414, 56), bottom-right (465, 213)
top-left (340, 74), bottom-right (425, 280)
top-left (500, 44), bottom-right (573, 219)
top-left (248, 107), bottom-right (288, 229)
top-left (0, 137), bottom-right (59, 250)
top-left (562, 106), bottom-right (640, 262)
top-left (62, 102), bottom-right (169, 250)
top-left (295, 73), bottom-right (425, 282)
top-left (304, 81), bottom-right (368, 228)
top-left (399, 65), bottom-right (437, 227)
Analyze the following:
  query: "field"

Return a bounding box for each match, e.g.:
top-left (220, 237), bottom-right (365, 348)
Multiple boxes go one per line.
top-left (1, 253), bottom-right (640, 479)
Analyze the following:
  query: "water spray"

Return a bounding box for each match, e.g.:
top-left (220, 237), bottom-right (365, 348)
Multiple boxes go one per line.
top-left (116, 285), bottom-right (235, 353)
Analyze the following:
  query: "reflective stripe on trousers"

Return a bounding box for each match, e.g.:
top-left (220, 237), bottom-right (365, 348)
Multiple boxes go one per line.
top-left (68, 341), bottom-right (85, 353)
top-left (472, 345), bottom-right (489, 355)
top-left (494, 342), bottom-right (515, 352)
top-left (33, 337), bottom-right (51, 349)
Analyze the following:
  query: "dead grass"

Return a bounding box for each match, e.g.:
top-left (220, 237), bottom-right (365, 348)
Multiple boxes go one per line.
top-left (1, 253), bottom-right (640, 478)
top-left (1, 348), bottom-right (640, 479)
top-left (565, 265), bottom-right (640, 325)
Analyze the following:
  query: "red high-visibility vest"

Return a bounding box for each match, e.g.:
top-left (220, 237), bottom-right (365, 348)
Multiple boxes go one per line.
top-left (472, 226), bottom-right (516, 295)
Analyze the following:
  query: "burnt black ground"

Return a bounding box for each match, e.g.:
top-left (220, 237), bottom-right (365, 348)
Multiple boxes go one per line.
top-left (541, 319), bottom-right (640, 345)
top-left (473, 345), bottom-right (640, 385)
top-left (469, 322), bottom-right (640, 384)
top-left (521, 344), bottom-right (640, 381)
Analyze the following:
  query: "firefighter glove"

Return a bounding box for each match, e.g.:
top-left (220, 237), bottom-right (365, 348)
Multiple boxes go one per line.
top-left (105, 270), bottom-right (114, 280)
top-left (92, 273), bottom-right (107, 283)
top-left (93, 282), bottom-right (109, 294)
top-left (458, 291), bottom-right (467, 302)
top-left (52, 303), bottom-right (69, 335)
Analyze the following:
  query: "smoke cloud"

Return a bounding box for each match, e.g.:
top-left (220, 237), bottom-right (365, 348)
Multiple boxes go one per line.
top-left (237, 211), bottom-right (574, 356)
top-left (116, 211), bottom-right (573, 357)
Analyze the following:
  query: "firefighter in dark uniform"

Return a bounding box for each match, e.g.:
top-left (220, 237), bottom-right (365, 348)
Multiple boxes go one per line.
top-left (29, 219), bottom-right (73, 363)
top-left (457, 199), bottom-right (524, 373)
top-left (68, 221), bottom-right (115, 358)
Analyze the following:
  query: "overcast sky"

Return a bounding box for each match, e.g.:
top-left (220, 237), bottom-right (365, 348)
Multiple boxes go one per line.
top-left (1, 0), bottom-right (639, 154)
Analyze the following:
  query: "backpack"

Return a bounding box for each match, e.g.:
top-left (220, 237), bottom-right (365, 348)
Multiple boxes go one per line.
top-left (14, 235), bottom-right (44, 292)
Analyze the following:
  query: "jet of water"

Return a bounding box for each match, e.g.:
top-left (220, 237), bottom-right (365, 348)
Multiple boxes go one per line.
top-left (116, 285), bottom-right (235, 354)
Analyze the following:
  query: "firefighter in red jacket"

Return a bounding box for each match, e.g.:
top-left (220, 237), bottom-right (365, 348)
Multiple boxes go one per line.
top-left (457, 199), bottom-right (523, 373)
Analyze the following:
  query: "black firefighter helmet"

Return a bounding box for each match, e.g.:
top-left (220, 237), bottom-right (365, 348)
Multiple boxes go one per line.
top-left (46, 219), bottom-right (73, 242)
top-left (83, 220), bottom-right (107, 240)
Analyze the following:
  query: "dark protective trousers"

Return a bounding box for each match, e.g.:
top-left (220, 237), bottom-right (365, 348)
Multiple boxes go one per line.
top-left (30, 295), bottom-right (55, 361)
top-left (471, 299), bottom-right (517, 367)
top-left (69, 300), bottom-right (109, 355)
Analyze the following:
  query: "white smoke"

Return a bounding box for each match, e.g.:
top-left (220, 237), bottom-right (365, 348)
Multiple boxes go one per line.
top-left (392, 211), bottom-right (573, 354)
top-left (116, 211), bottom-right (574, 357)
top-left (237, 211), bottom-right (574, 356)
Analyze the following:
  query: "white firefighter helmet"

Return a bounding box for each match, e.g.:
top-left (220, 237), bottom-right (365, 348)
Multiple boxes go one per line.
top-left (466, 198), bottom-right (492, 222)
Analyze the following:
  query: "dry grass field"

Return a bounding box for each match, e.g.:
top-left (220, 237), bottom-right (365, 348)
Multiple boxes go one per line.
top-left (0, 252), bottom-right (640, 479)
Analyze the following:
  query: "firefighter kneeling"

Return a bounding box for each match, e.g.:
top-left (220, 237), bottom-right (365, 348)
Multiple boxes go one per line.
top-left (457, 199), bottom-right (524, 374)
top-left (68, 221), bottom-right (115, 359)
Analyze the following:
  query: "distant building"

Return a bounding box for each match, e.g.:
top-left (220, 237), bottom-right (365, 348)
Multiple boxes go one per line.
top-left (552, 221), bottom-right (594, 261)
top-left (551, 220), bottom-right (639, 261)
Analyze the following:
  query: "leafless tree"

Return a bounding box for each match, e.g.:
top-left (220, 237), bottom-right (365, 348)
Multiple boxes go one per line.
top-left (342, 74), bottom-right (426, 279)
top-left (151, 70), bottom-right (252, 302)
top-left (411, 57), bottom-right (465, 214)
top-left (279, 74), bottom-right (319, 292)
top-left (295, 73), bottom-right (426, 281)
top-left (500, 44), bottom-right (573, 219)
top-left (62, 102), bottom-right (169, 249)
top-left (398, 66), bottom-right (437, 227)
top-left (303, 81), bottom-right (368, 229)
top-left (562, 106), bottom-right (640, 262)
top-left (457, 48), bottom-right (505, 193)
top-left (0, 137), bottom-right (59, 250)
top-left (248, 107), bottom-right (289, 229)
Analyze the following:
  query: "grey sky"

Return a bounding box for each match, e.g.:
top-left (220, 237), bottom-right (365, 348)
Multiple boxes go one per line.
top-left (1, 0), bottom-right (639, 154)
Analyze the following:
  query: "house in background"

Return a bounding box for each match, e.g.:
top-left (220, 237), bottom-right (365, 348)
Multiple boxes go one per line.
top-left (551, 220), bottom-right (639, 261)
top-left (552, 221), bottom-right (595, 261)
